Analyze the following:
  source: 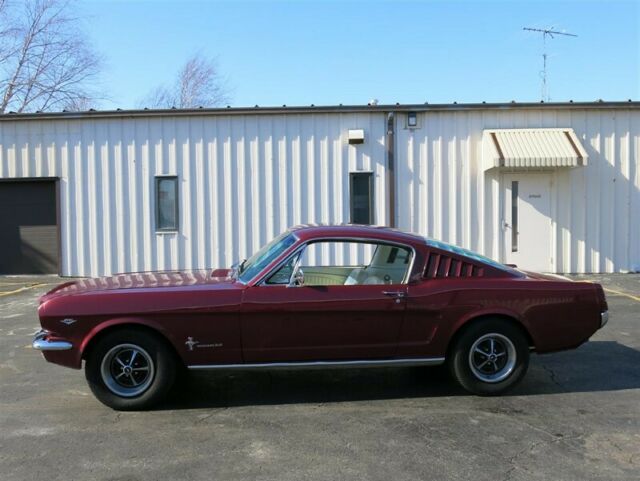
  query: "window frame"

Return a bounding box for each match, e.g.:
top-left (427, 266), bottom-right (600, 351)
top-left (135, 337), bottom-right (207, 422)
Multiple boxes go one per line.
top-left (257, 237), bottom-right (416, 287)
top-left (237, 232), bottom-right (297, 284)
top-left (155, 175), bottom-right (179, 233)
top-left (349, 172), bottom-right (374, 225)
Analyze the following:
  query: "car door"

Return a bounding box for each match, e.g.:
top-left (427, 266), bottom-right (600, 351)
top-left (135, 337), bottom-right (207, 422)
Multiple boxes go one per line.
top-left (240, 240), bottom-right (413, 363)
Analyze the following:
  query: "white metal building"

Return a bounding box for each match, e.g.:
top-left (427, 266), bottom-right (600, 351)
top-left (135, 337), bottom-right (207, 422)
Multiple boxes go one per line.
top-left (0, 101), bottom-right (638, 276)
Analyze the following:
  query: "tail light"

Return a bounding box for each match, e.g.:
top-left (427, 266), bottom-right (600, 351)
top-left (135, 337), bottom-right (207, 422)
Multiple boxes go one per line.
top-left (594, 283), bottom-right (608, 311)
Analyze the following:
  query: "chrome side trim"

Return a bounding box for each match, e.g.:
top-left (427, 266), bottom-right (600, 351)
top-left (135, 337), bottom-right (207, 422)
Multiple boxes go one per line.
top-left (32, 329), bottom-right (73, 351)
top-left (187, 357), bottom-right (445, 371)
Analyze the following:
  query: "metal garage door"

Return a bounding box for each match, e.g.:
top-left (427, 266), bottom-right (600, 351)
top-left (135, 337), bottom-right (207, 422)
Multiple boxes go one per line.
top-left (0, 180), bottom-right (59, 274)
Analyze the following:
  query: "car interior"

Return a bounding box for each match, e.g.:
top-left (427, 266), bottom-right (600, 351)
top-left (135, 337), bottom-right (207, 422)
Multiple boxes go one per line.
top-left (266, 241), bottom-right (413, 286)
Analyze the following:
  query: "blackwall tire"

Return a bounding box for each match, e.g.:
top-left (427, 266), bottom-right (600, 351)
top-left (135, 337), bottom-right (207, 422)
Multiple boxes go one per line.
top-left (448, 319), bottom-right (530, 396)
top-left (85, 329), bottom-right (177, 411)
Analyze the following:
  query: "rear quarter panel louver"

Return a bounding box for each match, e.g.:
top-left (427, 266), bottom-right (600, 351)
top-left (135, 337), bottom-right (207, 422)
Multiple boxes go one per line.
top-left (423, 252), bottom-right (484, 279)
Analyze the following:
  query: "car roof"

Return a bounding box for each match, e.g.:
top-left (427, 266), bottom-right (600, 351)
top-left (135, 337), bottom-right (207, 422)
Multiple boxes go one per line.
top-left (286, 224), bottom-right (519, 277)
top-left (288, 224), bottom-right (426, 246)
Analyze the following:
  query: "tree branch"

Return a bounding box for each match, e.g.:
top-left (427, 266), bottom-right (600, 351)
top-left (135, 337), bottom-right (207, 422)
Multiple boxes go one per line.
top-left (0, 0), bottom-right (101, 113)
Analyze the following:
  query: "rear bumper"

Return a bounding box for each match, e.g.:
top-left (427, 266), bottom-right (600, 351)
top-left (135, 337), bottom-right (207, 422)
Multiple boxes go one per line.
top-left (32, 329), bottom-right (73, 351)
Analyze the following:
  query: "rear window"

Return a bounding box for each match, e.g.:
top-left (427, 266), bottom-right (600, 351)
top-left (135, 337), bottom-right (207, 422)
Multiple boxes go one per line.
top-left (424, 238), bottom-right (516, 274)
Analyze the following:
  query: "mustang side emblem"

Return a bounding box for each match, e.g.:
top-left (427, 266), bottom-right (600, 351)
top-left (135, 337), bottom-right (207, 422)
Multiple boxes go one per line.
top-left (60, 318), bottom-right (77, 325)
top-left (185, 337), bottom-right (199, 351)
top-left (185, 337), bottom-right (222, 351)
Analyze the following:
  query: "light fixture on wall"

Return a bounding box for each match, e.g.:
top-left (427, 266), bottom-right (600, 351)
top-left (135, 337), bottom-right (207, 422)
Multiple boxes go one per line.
top-left (348, 129), bottom-right (365, 144)
top-left (407, 112), bottom-right (418, 128)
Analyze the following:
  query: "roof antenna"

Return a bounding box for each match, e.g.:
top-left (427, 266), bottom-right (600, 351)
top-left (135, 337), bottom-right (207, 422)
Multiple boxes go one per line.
top-left (523, 27), bottom-right (577, 102)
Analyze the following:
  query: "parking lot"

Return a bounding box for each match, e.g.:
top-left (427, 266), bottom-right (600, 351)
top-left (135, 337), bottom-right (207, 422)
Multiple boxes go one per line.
top-left (0, 274), bottom-right (638, 481)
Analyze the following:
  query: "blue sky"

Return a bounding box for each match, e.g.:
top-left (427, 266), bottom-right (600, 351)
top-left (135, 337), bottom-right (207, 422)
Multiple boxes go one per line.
top-left (81, 0), bottom-right (639, 109)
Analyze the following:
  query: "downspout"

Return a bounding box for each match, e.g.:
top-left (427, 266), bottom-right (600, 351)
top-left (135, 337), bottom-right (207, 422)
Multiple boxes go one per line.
top-left (386, 112), bottom-right (396, 227)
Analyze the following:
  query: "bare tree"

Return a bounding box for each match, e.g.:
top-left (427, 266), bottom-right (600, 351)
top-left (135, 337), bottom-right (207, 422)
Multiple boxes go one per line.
top-left (62, 95), bottom-right (94, 112)
top-left (142, 54), bottom-right (230, 108)
top-left (0, 0), bottom-right (101, 113)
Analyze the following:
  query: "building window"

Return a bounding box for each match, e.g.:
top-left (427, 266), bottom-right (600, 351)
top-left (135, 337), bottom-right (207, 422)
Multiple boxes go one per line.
top-left (350, 172), bottom-right (374, 225)
top-left (155, 176), bottom-right (178, 232)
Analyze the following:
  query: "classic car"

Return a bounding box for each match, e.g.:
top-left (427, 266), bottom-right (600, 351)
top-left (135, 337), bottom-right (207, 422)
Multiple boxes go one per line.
top-left (33, 224), bottom-right (609, 410)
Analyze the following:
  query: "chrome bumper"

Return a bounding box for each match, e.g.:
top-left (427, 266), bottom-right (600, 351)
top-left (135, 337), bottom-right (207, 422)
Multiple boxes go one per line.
top-left (32, 329), bottom-right (73, 351)
top-left (600, 311), bottom-right (609, 328)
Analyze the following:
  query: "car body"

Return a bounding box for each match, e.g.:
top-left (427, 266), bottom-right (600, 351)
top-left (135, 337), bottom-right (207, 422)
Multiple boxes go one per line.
top-left (33, 225), bottom-right (609, 409)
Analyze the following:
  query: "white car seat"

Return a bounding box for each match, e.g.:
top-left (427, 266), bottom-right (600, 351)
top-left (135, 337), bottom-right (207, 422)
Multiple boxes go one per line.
top-left (344, 268), bottom-right (384, 285)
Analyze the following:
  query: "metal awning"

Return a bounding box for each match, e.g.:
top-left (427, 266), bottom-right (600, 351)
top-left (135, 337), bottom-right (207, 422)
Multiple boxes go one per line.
top-left (482, 128), bottom-right (588, 170)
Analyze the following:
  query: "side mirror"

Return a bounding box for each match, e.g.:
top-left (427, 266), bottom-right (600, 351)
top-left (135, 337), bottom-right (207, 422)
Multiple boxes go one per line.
top-left (289, 267), bottom-right (304, 287)
top-left (229, 261), bottom-right (240, 280)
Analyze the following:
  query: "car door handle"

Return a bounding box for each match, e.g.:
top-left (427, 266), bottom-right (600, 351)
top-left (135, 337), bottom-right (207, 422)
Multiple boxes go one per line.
top-left (382, 291), bottom-right (407, 298)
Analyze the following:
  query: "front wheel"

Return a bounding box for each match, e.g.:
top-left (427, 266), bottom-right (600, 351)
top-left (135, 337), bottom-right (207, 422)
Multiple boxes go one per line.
top-left (85, 329), bottom-right (177, 410)
top-left (448, 319), bottom-right (530, 395)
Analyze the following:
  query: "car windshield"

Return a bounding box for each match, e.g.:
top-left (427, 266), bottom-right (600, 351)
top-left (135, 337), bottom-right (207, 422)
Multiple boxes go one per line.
top-left (425, 238), bottom-right (516, 273)
top-left (237, 232), bottom-right (297, 283)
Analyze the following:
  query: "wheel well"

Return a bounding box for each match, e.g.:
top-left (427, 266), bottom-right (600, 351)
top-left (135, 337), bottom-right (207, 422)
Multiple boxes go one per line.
top-left (446, 314), bottom-right (535, 359)
top-left (82, 323), bottom-right (184, 366)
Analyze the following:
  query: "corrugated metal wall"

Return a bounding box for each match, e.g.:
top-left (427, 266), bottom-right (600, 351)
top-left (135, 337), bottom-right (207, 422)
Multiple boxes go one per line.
top-left (0, 107), bottom-right (638, 276)
top-left (395, 108), bottom-right (640, 273)
top-left (0, 113), bottom-right (387, 276)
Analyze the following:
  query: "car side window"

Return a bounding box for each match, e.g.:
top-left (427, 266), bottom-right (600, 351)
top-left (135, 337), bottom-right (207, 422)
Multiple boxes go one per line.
top-left (363, 244), bottom-right (413, 285)
top-left (265, 241), bottom-right (412, 287)
top-left (265, 252), bottom-right (300, 285)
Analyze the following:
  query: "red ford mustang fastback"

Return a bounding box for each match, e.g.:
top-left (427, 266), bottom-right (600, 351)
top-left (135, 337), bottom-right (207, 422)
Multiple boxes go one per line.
top-left (33, 225), bottom-right (608, 410)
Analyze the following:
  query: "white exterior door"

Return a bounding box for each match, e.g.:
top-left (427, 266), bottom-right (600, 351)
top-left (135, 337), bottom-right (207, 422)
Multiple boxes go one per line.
top-left (502, 173), bottom-right (553, 272)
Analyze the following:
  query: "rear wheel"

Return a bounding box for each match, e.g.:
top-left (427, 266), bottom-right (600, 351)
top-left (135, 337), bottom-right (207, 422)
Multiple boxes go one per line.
top-left (85, 329), bottom-right (177, 410)
top-left (448, 319), bottom-right (530, 395)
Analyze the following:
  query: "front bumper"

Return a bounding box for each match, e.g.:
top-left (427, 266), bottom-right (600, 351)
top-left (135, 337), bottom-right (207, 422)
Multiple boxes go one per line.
top-left (32, 329), bottom-right (73, 351)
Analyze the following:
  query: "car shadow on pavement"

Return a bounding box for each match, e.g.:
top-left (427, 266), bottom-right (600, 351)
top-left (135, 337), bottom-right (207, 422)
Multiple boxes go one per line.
top-left (512, 340), bottom-right (640, 396)
top-left (158, 340), bottom-right (640, 410)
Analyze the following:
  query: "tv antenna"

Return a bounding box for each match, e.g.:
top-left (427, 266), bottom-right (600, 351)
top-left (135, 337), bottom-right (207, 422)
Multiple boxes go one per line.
top-left (523, 27), bottom-right (577, 101)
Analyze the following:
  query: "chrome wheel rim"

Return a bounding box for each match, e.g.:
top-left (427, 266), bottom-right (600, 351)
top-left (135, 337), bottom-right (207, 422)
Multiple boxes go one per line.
top-left (100, 344), bottom-right (155, 397)
top-left (468, 333), bottom-right (517, 383)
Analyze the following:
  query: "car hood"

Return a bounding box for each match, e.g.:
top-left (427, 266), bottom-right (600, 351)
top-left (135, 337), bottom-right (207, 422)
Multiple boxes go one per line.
top-left (40, 270), bottom-right (235, 302)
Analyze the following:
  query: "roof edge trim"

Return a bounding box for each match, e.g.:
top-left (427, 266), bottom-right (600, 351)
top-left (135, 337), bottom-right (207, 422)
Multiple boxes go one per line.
top-left (1, 101), bottom-right (640, 122)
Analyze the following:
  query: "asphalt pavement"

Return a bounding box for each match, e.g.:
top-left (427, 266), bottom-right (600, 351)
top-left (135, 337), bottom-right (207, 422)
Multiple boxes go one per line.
top-left (0, 274), bottom-right (638, 481)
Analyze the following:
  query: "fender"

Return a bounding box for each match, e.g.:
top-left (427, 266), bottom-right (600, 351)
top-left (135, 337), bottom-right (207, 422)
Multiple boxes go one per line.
top-left (79, 317), bottom-right (186, 365)
top-left (449, 306), bottom-right (538, 347)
